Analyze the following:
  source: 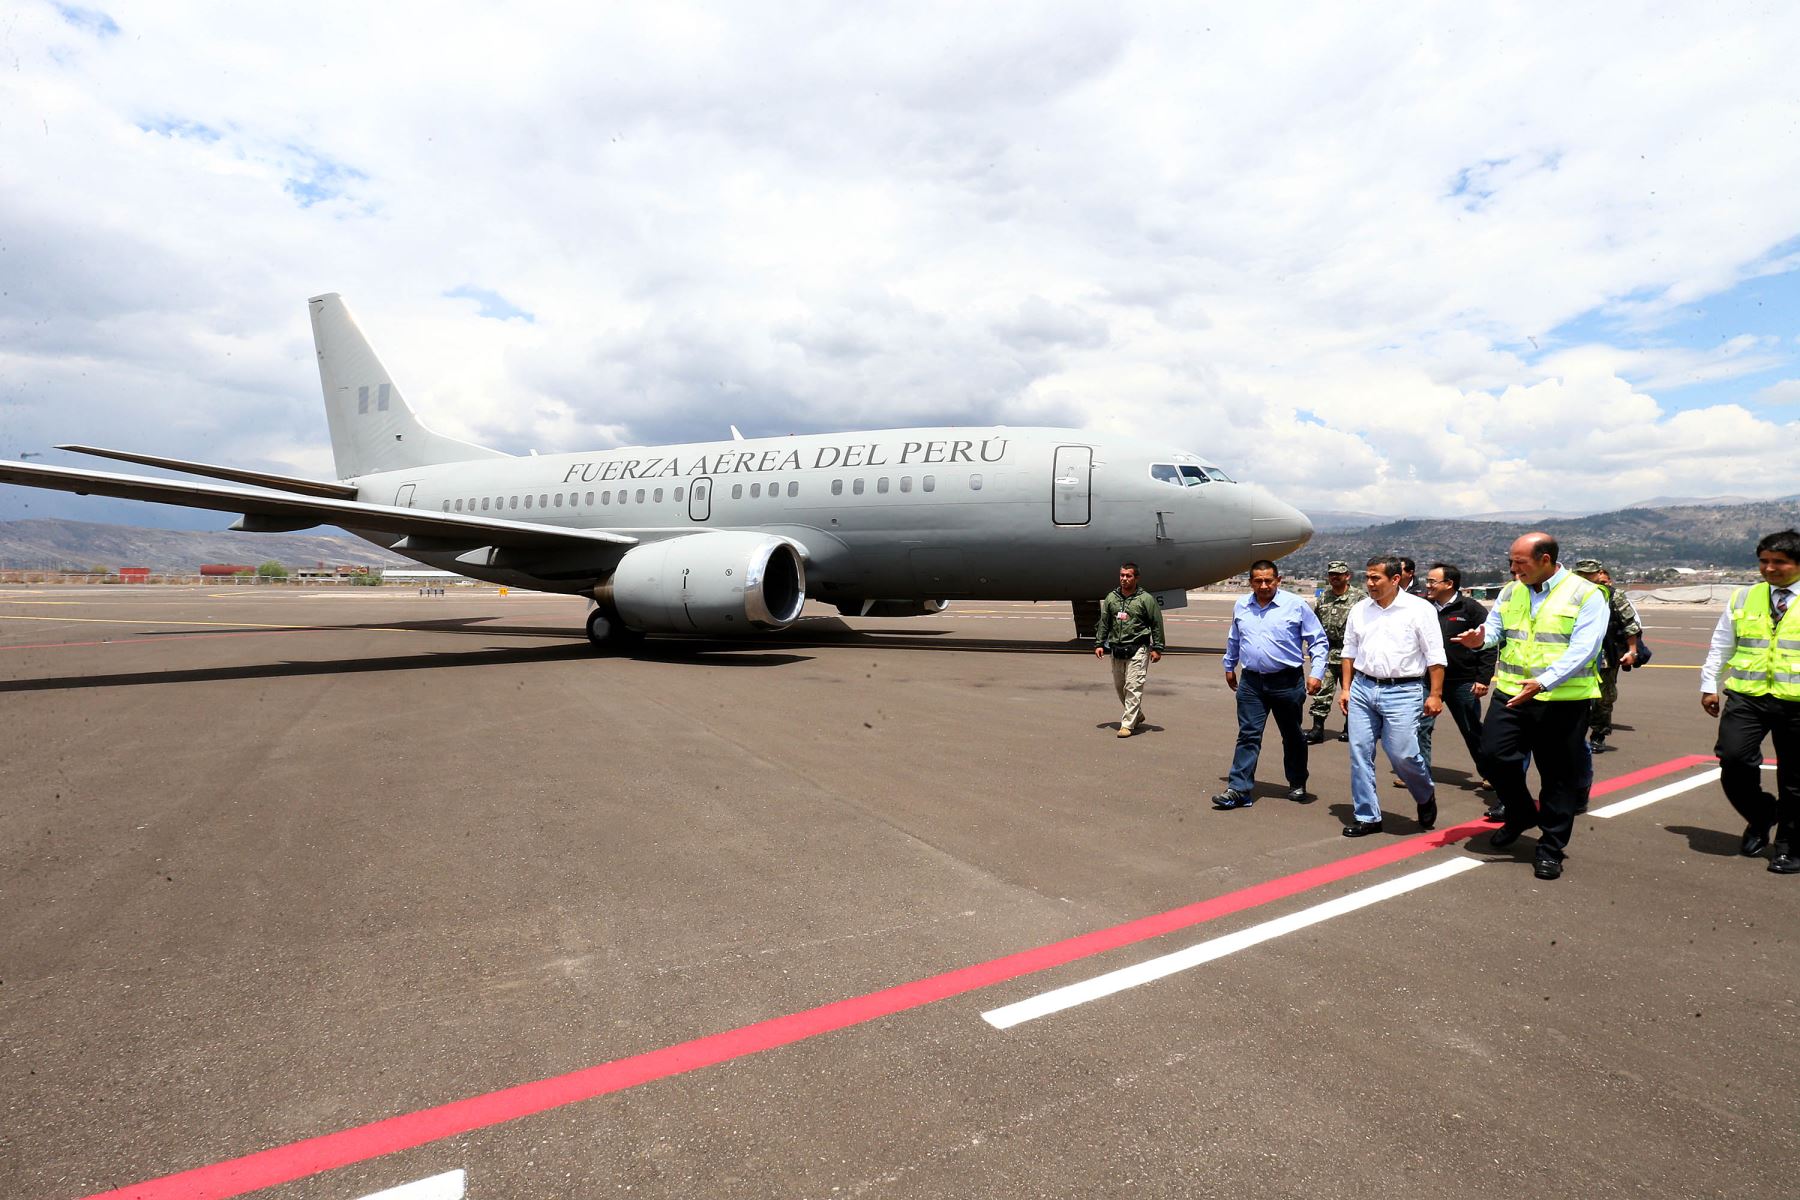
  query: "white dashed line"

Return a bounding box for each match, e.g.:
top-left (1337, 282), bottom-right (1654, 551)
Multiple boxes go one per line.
top-left (981, 857), bottom-right (1484, 1029)
top-left (1589, 769), bottom-right (1722, 819)
top-left (353, 1169), bottom-right (466, 1200)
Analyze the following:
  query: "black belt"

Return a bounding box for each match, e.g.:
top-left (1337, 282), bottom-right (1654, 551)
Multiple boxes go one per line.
top-left (1362, 674), bottom-right (1423, 685)
top-left (1244, 665), bottom-right (1302, 676)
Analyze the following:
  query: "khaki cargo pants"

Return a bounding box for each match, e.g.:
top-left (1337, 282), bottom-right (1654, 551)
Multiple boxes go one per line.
top-left (1111, 643), bottom-right (1151, 730)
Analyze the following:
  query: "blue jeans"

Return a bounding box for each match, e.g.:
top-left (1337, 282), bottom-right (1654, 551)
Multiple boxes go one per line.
top-left (1348, 676), bottom-right (1434, 823)
top-left (1228, 667), bottom-right (1309, 793)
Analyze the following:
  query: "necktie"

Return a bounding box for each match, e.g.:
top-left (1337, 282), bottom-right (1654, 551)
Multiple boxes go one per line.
top-left (1775, 587), bottom-right (1791, 624)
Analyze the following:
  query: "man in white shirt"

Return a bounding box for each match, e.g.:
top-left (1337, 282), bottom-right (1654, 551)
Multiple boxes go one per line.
top-left (1338, 555), bottom-right (1447, 836)
top-left (1699, 529), bottom-right (1800, 874)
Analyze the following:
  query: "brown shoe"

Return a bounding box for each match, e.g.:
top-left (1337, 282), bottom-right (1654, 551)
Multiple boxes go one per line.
top-left (1116, 725), bottom-right (1133, 738)
top-left (1390, 778), bottom-right (1408, 789)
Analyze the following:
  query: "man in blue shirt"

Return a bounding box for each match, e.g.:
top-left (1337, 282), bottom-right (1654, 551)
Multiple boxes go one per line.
top-left (1214, 560), bottom-right (1329, 810)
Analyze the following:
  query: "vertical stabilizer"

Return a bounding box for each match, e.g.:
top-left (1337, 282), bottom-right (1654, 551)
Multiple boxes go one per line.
top-left (309, 293), bottom-right (509, 479)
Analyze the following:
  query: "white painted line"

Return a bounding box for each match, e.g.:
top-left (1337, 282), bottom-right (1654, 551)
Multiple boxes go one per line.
top-left (1590, 769), bottom-right (1720, 819)
top-left (982, 857), bottom-right (1483, 1030)
top-left (355, 1169), bottom-right (466, 1200)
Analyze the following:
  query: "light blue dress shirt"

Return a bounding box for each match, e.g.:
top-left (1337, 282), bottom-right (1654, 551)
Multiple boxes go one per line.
top-left (1476, 567), bottom-right (1608, 691)
top-left (1224, 589), bottom-right (1329, 680)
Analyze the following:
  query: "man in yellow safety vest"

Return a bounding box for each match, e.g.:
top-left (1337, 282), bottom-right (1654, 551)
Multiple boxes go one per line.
top-left (1700, 529), bottom-right (1800, 875)
top-left (1453, 532), bottom-right (1609, 881)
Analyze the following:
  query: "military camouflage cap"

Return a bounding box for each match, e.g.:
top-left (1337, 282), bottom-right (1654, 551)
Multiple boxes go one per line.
top-left (1572, 558), bottom-right (1605, 574)
top-left (1326, 560), bottom-right (1351, 573)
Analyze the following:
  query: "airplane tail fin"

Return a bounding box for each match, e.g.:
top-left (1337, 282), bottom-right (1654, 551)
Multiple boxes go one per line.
top-left (309, 293), bottom-right (510, 480)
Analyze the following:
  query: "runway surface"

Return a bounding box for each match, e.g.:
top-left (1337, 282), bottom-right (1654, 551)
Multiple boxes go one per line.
top-left (1, 585), bottom-right (1793, 1199)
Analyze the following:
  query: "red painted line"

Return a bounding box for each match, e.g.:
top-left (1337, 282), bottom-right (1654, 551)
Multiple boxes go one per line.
top-left (79, 753), bottom-right (1711, 1200)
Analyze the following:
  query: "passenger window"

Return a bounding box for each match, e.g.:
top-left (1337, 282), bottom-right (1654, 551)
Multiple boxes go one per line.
top-left (524, 495), bottom-right (532, 509)
top-left (751, 482), bottom-right (762, 498)
top-left (635, 488), bottom-right (645, 503)
top-left (509, 496), bottom-right (519, 509)
top-left (1151, 463), bottom-right (1181, 485)
top-left (733, 484), bottom-right (743, 499)
top-left (899, 477), bottom-right (912, 493)
top-left (877, 477), bottom-right (890, 494)
top-left (442, 501), bottom-right (451, 511)
top-left (923, 475), bottom-right (935, 492)
top-left (540, 494), bottom-right (549, 507)
top-left (970, 474), bottom-right (983, 490)
top-left (853, 478), bottom-right (865, 495)
top-left (454, 499), bottom-right (464, 512)
top-left (694, 485), bottom-right (706, 502)
top-left (653, 488), bottom-right (663, 503)
top-left (787, 482), bottom-right (798, 497)
top-left (1179, 466), bottom-right (1209, 486)
top-left (831, 479), bottom-right (843, 495)
top-left (770, 483), bottom-right (780, 501)
top-left (602, 491), bottom-right (611, 505)
top-left (674, 487), bottom-right (684, 502)
top-left (481, 498), bottom-right (490, 510)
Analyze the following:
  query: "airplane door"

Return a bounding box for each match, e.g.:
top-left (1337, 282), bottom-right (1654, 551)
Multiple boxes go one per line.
top-left (395, 483), bottom-right (416, 507)
top-left (1052, 445), bottom-right (1091, 526)
top-left (688, 477), bottom-right (712, 521)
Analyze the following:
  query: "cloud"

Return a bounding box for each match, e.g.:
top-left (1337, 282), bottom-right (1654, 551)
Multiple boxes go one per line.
top-left (3, 2), bottom-right (1800, 531)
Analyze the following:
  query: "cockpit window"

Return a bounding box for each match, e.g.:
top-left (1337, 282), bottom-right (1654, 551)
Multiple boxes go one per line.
top-left (1203, 466), bottom-right (1234, 483)
top-left (1150, 463), bottom-right (1183, 485)
top-left (1179, 465), bottom-right (1210, 486)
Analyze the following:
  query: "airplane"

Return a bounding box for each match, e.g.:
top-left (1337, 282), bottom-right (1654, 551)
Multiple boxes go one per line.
top-left (0, 294), bottom-right (1314, 646)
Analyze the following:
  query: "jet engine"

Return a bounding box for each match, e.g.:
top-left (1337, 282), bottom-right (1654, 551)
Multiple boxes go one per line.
top-left (835, 599), bottom-right (951, 618)
top-left (594, 531), bottom-right (806, 637)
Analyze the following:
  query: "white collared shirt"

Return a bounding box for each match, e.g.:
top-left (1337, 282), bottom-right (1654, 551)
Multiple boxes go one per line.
top-left (1343, 591), bottom-right (1448, 679)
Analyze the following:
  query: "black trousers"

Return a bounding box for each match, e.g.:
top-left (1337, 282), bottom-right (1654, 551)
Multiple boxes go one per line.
top-left (1480, 695), bottom-right (1592, 863)
top-left (1715, 691), bottom-right (1800, 846)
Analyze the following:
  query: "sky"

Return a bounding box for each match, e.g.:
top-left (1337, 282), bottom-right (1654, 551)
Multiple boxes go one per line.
top-left (3, 1), bottom-right (1799, 529)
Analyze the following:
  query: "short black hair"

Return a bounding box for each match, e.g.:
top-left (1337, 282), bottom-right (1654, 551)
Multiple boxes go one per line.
top-left (1248, 559), bottom-right (1280, 577)
top-left (1365, 555), bottom-right (1402, 578)
top-left (1120, 561), bottom-right (1139, 573)
top-left (1398, 556), bottom-right (1416, 574)
top-left (1430, 562), bottom-right (1462, 589)
top-left (1756, 530), bottom-right (1800, 560)
top-left (1529, 535), bottom-right (1559, 563)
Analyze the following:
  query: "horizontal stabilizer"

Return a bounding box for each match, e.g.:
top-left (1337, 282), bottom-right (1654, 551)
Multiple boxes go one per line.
top-left (58, 445), bottom-right (359, 498)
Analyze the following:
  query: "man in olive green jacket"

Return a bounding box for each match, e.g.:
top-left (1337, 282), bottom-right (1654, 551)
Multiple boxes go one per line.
top-left (1095, 562), bottom-right (1166, 737)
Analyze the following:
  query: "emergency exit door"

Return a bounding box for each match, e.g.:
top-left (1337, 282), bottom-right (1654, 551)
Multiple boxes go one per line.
top-left (1052, 445), bottom-right (1091, 526)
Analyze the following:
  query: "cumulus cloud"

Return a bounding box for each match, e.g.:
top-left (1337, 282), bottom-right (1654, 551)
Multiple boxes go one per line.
top-left (3, 1), bottom-right (1800, 528)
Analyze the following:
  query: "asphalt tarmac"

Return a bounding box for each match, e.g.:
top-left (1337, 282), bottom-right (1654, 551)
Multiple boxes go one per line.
top-left (1, 585), bottom-right (1793, 1200)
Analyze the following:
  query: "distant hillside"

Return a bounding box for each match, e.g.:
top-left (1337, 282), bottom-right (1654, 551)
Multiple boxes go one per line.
top-left (1294, 500), bottom-right (1800, 579)
top-left (0, 519), bottom-right (410, 573)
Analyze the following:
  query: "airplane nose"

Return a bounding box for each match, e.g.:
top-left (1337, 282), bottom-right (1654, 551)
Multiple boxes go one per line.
top-left (1251, 495), bottom-right (1314, 558)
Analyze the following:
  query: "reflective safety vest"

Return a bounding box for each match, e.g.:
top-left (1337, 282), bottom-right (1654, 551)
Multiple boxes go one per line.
top-left (1492, 573), bottom-right (1602, 701)
top-left (1721, 583), bottom-right (1800, 701)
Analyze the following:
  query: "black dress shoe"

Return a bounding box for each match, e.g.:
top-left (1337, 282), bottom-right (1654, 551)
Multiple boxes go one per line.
top-left (1769, 852), bottom-right (1800, 874)
top-left (1211, 790), bottom-right (1254, 810)
top-left (1488, 824), bottom-right (1530, 849)
top-left (1342, 820), bottom-right (1384, 837)
top-left (1304, 727), bottom-right (1325, 745)
top-left (1534, 858), bottom-right (1563, 880)
top-left (1741, 825), bottom-right (1773, 857)
top-left (1482, 804), bottom-right (1507, 822)
top-left (1285, 786), bottom-right (1308, 802)
top-left (1336, 729), bottom-right (1349, 742)
top-left (1417, 798), bottom-right (1438, 832)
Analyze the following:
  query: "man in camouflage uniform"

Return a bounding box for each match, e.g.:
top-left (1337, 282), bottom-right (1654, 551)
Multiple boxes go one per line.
top-left (1306, 560), bottom-right (1365, 743)
top-left (1572, 559), bottom-right (1641, 752)
top-left (1094, 561), bottom-right (1165, 737)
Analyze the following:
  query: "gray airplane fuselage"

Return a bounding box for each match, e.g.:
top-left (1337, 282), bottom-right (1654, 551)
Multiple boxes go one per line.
top-left (349, 426), bottom-right (1313, 600)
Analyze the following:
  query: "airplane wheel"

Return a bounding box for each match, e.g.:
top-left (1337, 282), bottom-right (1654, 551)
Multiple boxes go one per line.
top-left (586, 607), bottom-right (643, 652)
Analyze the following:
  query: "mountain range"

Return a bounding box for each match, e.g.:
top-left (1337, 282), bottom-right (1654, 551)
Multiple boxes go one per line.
top-left (0, 519), bottom-right (409, 574)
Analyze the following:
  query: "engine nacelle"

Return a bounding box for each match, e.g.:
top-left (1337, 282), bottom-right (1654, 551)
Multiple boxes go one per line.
top-left (836, 599), bottom-right (951, 618)
top-left (598, 531), bottom-right (806, 634)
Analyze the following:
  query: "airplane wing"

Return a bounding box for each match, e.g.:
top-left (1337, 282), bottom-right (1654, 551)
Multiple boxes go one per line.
top-left (0, 459), bottom-right (638, 554)
top-left (56, 444), bottom-right (360, 499)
